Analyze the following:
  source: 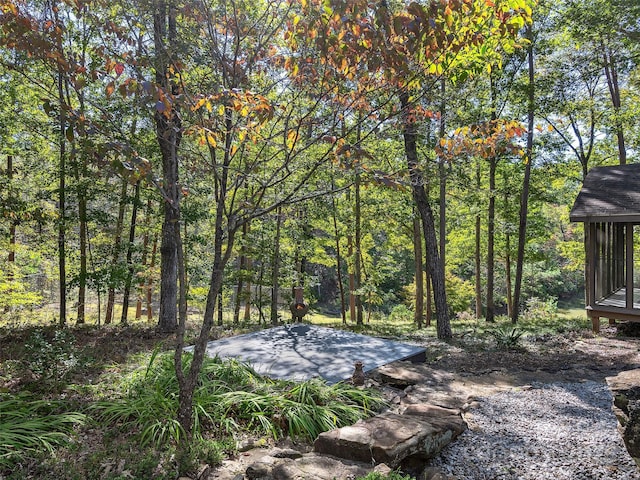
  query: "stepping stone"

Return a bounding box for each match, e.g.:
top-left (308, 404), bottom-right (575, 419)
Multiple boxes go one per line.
top-left (313, 405), bottom-right (466, 468)
top-left (245, 452), bottom-right (370, 480)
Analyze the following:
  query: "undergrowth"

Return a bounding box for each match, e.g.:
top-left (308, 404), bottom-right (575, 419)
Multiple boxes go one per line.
top-left (0, 393), bottom-right (85, 468)
top-left (93, 351), bottom-right (386, 448)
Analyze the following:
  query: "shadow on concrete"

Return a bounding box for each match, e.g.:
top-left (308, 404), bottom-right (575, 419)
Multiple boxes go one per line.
top-left (188, 323), bottom-right (426, 384)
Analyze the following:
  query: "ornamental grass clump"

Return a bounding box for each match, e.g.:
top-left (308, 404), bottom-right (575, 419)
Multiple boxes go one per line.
top-left (488, 323), bottom-right (525, 350)
top-left (0, 393), bottom-right (85, 467)
top-left (93, 351), bottom-right (385, 448)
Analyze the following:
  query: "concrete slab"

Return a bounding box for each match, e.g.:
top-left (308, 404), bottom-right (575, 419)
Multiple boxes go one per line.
top-left (190, 324), bottom-right (426, 384)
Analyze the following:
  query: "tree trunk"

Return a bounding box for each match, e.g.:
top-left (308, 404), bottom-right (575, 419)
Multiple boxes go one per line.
top-left (400, 91), bottom-right (451, 339)
top-left (121, 181), bottom-right (140, 325)
top-left (175, 102), bottom-right (237, 449)
top-left (486, 77), bottom-right (498, 323)
top-left (244, 255), bottom-right (252, 322)
top-left (147, 233), bottom-right (158, 322)
top-left (425, 276), bottom-right (433, 327)
top-left (105, 179), bottom-right (127, 324)
top-left (7, 156), bottom-right (15, 278)
top-left (413, 214), bottom-right (424, 328)
top-left (475, 160), bottom-right (483, 319)
top-left (155, 0), bottom-right (181, 333)
top-left (136, 198), bottom-right (153, 320)
top-left (347, 233), bottom-right (356, 323)
top-left (512, 28), bottom-right (534, 322)
top-left (438, 78), bottom-right (446, 265)
top-left (331, 194), bottom-right (347, 324)
top-left (56, 67), bottom-right (67, 327)
top-left (486, 155), bottom-right (496, 322)
top-left (270, 207), bottom-right (282, 325)
top-left (602, 43), bottom-right (626, 165)
top-left (505, 216), bottom-right (513, 319)
top-left (217, 292), bottom-right (224, 326)
top-left (233, 255), bottom-right (245, 324)
top-left (354, 172), bottom-right (363, 325)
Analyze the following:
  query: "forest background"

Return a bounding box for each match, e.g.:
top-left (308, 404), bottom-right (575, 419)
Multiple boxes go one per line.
top-left (1, 0), bottom-right (637, 332)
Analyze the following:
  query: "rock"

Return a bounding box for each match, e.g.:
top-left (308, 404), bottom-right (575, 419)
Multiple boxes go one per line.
top-left (606, 369), bottom-right (640, 462)
top-left (419, 466), bottom-right (455, 480)
top-left (314, 408), bottom-right (466, 468)
top-left (269, 448), bottom-right (303, 459)
top-left (245, 459), bottom-right (275, 479)
top-left (245, 452), bottom-right (370, 480)
top-left (374, 363), bottom-right (430, 387)
top-left (373, 463), bottom-right (393, 475)
top-left (401, 404), bottom-right (461, 418)
top-left (270, 453), bottom-right (370, 480)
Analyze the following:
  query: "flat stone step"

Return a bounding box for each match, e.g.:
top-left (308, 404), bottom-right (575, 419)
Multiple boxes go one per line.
top-left (313, 404), bottom-right (466, 468)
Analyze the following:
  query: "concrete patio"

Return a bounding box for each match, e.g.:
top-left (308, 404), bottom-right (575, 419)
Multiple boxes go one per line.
top-left (189, 323), bottom-right (426, 384)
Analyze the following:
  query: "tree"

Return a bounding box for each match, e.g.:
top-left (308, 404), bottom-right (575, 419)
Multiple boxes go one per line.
top-left (287, 0), bottom-right (534, 336)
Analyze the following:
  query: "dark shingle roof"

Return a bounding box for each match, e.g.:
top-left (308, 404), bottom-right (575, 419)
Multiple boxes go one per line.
top-left (570, 164), bottom-right (640, 223)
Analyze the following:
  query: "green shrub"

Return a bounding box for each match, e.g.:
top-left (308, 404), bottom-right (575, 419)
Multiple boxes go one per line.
top-left (520, 297), bottom-right (558, 323)
top-left (22, 329), bottom-right (78, 383)
top-left (389, 304), bottom-right (412, 322)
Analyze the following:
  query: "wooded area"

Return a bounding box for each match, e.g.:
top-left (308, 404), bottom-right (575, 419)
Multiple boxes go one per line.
top-left (1, 0), bottom-right (639, 474)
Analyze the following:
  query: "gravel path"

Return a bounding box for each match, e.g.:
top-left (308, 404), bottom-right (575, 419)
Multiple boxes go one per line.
top-left (430, 381), bottom-right (639, 480)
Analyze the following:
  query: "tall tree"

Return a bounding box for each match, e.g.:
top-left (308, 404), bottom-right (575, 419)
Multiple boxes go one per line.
top-left (154, 0), bottom-right (182, 333)
top-left (512, 24), bottom-right (535, 322)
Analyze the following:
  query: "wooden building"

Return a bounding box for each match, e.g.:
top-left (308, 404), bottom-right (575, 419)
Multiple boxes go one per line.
top-left (570, 164), bottom-right (640, 332)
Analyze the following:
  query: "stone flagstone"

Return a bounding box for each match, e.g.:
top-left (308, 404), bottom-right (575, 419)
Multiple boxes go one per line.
top-left (313, 405), bottom-right (466, 468)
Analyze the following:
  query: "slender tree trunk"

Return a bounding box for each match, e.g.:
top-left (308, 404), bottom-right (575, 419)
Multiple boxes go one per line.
top-left (400, 91), bottom-right (451, 339)
top-left (105, 179), bottom-right (127, 324)
top-left (257, 259), bottom-right (265, 324)
top-left (175, 103), bottom-right (237, 449)
top-left (486, 155), bottom-right (496, 322)
top-left (505, 225), bottom-right (513, 319)
top-left (217, 292), bottom-right (224, 326)
top-left (425, 266), bottom-right (432, 327)
top-left (71, 136), bottom-right (88, 325)
top-left (57, 68), bottom-right (67, 327)
top-left (155, 0), bottom-right (181, 333)
top-left (243, 222), bottom-right (253, 323)
top-left (475, 159), bottom-right (483, 319)
top-left (147, 233), bottom-right (158, 322)
top-left (413, 214), bottom-right (424, 328)
top-left (354, 172), bottom-right (363, 325)
top-left (331, 194), bottom-right (347, 324)
top-left (513, 28), bottom-right (534, 322)
top-left (486, 77), bottom-right (498, 323)
top-left (438, 79), bottom-right (447, 265)
top-left (121, 181), bottom-right (140, 325)
top-left (233, 255), bottom-right (245, 324)
top-left (347, 233), bottom-right (356, 323)
top-left (7, 156), bottom-right (15, 278)
top-left (602, 44), bottom-right (626, 165)
top-left (244, 255), bottom-right (252, 322)
top-left (270, 207), bottom-right (282, 325)
top-left (136, 198), bottom-right (153, 320)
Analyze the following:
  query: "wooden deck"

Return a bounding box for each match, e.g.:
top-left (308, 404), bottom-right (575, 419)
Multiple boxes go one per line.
top-left (588, 287), bottom-right (640, 332)
top-left (595, 287), bottom-right (640, 309)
